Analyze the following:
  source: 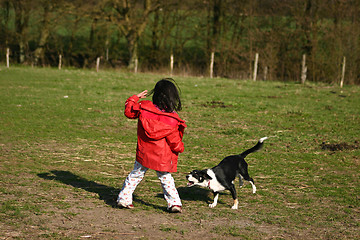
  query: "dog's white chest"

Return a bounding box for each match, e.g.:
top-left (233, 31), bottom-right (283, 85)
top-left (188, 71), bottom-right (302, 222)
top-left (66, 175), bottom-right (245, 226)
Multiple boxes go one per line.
top-left (207, 169), bottom-right (226, 192)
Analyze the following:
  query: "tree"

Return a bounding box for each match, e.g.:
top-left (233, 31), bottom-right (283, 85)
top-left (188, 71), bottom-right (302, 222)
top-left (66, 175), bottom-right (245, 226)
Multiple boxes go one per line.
top-left (208, 0), bottom-right (222, 77)
top-left (108, 0), bottom-right (159, 69)
top-left (12, 0), bottom-right (32, 63)
top-left (0, 0), bottom-right (11, 50)
top-left (33, 0), bottom-right (54, 66)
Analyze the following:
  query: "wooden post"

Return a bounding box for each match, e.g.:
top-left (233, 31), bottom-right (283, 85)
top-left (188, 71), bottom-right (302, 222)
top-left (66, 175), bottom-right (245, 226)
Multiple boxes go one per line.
top-left (253, 53), bottom-right (259, 81)
top-left (264, 66), bottom-right (268, 81)
top-left (210, 51), bottom-right (214, 78)
top-left (58, 54), bottom-right (62, 70)
top-left (170, 54), bottom-right (174, 76)
top-left (96, 57), bottom-right (100, 72)
top-left (340, 56), bottom-right (346, 88)
top-left (6, 48), bottom-right (10, 68)
top-left (134, 58), bottom-right (138, 73)
top-left (105, 38), bottom-right (109, 61)
top-left (301, 54), bottom-right (307, 84)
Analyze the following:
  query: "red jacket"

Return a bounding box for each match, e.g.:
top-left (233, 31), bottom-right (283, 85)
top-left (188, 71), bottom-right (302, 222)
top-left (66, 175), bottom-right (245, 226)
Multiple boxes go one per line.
top-left (124, 95), bottom-right (186, 172)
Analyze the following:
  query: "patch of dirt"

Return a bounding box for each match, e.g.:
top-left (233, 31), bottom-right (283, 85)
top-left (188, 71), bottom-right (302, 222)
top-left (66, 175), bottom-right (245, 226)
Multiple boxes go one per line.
top-left (267, 95), bottom-right (282, 99)
top-left (0, 170), bottom-right (294, 240)
top-left (202, 101), bottom-right (232, 108)
top-left (2, 168), bottom-right (357, 240)
top-left (0, 187), bottom-right (285, 240)
top-left (2, 143), bottom-right (358, 240)
top-left (321, 141), bottom-right (359, 151)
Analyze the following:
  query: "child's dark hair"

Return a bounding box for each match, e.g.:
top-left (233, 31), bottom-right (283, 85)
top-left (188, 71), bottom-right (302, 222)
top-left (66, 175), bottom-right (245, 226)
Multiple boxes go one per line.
top-left (149, 78), bottom-right (182, 113)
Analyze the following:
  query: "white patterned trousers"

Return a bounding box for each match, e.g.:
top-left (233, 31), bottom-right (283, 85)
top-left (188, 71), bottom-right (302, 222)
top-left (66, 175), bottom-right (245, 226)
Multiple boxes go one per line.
top-left (117, 161), bottom-right (182, 208)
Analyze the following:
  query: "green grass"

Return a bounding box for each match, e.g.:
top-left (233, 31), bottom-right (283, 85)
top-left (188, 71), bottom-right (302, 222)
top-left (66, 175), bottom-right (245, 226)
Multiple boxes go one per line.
top-left (0, 66), bottom-right (359, 239)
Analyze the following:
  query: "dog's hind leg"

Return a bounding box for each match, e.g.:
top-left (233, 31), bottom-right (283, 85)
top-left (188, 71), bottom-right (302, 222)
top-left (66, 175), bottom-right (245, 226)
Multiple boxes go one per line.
top-left (209, 192), bottom-right (219, 208)
top-left (238, 175), bottom-right (244, 188)
top-left (249, 180), bottom-right (256, 194)
top-left (242, 174), bottom-right (256, 193)
top-left (239, 162), bottom-right (256, 194)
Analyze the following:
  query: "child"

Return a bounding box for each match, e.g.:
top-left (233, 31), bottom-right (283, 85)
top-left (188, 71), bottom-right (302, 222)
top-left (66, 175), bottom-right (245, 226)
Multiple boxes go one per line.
top-left (117, 78), bottom-right (186, 213)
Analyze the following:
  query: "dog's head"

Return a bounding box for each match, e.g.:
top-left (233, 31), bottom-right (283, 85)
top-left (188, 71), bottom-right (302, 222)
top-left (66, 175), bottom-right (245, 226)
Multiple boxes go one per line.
top-left (186, 170), bottom-right (212, 187)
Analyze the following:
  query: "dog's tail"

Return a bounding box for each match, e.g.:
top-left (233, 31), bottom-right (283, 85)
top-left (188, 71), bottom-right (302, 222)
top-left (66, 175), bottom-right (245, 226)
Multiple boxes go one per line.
top-left (240, 137), bottom-right (268, 158)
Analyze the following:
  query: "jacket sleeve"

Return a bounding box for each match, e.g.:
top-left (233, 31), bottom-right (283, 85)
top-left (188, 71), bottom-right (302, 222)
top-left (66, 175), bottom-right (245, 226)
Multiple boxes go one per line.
top-left (124, 95), bottom-right (140, 119)
top-left (178, 123), bottom-right (186, 140)
top-left (166, 127), bottom-right (185, 153)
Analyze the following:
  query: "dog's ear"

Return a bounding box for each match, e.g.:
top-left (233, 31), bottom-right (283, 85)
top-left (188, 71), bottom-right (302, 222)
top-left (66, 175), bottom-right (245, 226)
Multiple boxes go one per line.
top-left (200, 170), bottom-right (212, 180)
top-left (204, 173), bottom-right (212, 180)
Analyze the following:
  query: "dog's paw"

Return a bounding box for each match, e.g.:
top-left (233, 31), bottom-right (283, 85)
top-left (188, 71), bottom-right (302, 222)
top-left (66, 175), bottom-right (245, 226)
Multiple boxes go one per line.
top-left (231, 205), bottom-right (238, 210)
top-left (209, 203), bottom-right (217, 208)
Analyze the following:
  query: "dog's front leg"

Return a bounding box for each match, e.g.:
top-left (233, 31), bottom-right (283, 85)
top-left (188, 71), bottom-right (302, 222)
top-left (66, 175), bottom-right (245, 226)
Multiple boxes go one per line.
top-left (229, 185), bottom-right (238, 209)
top-left (231, 199), bottom-right (239, 209)
top-left (209, 192), bottom-right (219, 208)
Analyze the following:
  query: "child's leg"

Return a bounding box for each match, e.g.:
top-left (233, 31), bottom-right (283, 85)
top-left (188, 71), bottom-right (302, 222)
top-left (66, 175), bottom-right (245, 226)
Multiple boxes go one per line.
top-left (156, 171), bottom-right (182, 209)
top-left (117, 161), bottom-right (148, 206)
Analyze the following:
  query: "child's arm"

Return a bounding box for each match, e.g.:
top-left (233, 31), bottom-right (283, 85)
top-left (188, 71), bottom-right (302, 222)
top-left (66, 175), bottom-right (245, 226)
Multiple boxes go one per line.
top-left (124, 90), bottom-right (147, 119)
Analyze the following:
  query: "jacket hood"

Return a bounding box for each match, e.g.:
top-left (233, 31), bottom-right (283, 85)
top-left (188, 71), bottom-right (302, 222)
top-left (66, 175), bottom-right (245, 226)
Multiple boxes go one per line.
top-left (139, 101), bottom-right (186, 140)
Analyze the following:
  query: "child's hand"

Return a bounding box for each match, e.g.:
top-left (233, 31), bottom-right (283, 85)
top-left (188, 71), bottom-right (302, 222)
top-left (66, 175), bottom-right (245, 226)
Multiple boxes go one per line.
top-left (136, 90), bottom-right (148, 99)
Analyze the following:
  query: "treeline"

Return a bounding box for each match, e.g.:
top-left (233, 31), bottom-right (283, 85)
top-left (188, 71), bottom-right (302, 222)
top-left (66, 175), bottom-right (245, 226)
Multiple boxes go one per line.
top-left (1, 0), bottom-right (359, 84)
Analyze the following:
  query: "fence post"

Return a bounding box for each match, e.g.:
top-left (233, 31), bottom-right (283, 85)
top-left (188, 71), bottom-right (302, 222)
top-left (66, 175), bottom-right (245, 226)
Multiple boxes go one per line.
top-left (6, 48), bottom-right (10, 68)
top-left (170, 53), bottom-right (174, 77)
top-left (134, 58), bottom-right (138, 73)
top-left (264, 66), bottom-right (268, 81)
top-left (340, 56), bottom-right (346, 88)
top-left (301, 54), bottom-right (307, 84)
top-left (58, 54), bottom-right (62, 70)
top-left (96, 57), bottom-right (100, 72)
top-left (253, 53), bottom-right (259, 81)
top-left (210, 51), bottom-right (214, 78)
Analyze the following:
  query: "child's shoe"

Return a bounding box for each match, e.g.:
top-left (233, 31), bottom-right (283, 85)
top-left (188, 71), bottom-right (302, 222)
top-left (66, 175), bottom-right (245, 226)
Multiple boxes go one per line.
top-left (117, 201), bottom-right (134, 209)
top-left (169, 205), bottom-right (182, 213)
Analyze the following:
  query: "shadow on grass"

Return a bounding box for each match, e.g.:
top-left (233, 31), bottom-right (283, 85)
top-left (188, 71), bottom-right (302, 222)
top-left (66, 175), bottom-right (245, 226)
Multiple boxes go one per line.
top-left (38, 170), bottom-right (119, 207)
top-left (177, 186), bottom-right (233, 208)
top-left (177, 186), bottom-right (213, 203)
top-left (37, 170), bottom-right (168, 212)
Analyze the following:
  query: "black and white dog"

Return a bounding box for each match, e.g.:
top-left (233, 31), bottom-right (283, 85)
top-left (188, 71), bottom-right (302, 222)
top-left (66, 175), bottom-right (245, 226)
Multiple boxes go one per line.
top-left (186, 137), bottom-right (267, 209)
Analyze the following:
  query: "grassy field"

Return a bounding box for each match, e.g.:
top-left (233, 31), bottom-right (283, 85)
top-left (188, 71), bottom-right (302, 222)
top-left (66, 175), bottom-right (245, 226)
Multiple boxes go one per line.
top-left (0, 66), bottom-right (359, 239)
